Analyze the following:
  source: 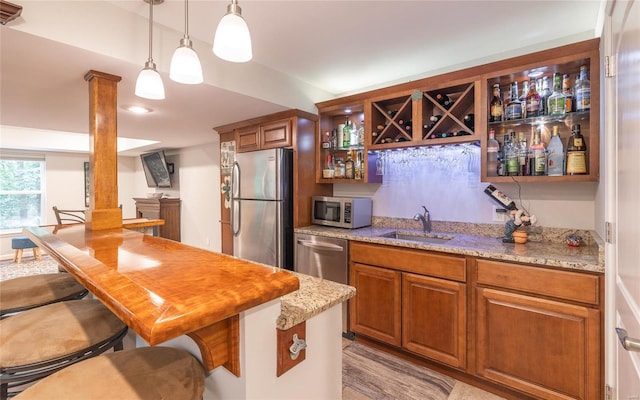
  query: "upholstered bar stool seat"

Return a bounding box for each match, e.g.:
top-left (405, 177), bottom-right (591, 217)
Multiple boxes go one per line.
top-left (0, 299), bottom-right (128, 399)
top-left (0, 273), bottom-right (88, 318)
top-left (15, 347), bottom-right (205, 400)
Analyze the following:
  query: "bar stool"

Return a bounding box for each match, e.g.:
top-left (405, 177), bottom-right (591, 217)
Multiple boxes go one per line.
top-left (14, 347), bottom-right (205, 400)
top-left (0, 299), bottom-right (128, 399)
top-left (0, 273), bottom-right (88, 318)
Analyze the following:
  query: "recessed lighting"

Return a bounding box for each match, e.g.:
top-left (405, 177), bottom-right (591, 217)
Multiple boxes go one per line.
top-left (528, 70), bottom-right (544, 78)
top-left (344, 108), bottom-right (352, 114)
top-left (124, 105), bottom-right (153, 114)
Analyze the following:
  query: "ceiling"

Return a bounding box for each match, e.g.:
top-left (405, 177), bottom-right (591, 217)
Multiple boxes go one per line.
top-left (0, 1), bottom-right (605, 156)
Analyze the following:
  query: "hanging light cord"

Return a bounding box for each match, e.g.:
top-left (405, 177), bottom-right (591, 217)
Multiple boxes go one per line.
top-left (184, 0), bottom-right (189, 38)
top-left (147, 0), bottom-right (154, 63)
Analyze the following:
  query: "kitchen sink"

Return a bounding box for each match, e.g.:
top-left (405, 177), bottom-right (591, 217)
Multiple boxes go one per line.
top-left (378, 231), bottom-right (454, 244)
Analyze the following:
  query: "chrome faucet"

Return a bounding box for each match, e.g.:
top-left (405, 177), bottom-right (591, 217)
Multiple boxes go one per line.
top-left (414, 206), bottom-right (431, 233)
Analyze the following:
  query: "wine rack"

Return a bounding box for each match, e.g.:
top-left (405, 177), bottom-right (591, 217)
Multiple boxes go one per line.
top-left (421, 82), bottom-right (476, 142)
top-left (370, 95), bottom-right (413, 146)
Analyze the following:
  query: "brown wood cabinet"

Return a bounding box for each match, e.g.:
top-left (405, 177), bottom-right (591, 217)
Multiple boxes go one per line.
top-left (315, 38), bottom-right (600, 185)
top-left (349, 242), bottom-right (468, 370)
top-left (350, 262), bottom-right (401, 346)
top-left (474, 259), bottom-right (602, 400)
top-left (349, 242), bottom-right (603, 399)
top-left (134, 197), bottom-right (181, 242)
top-left (235, 118), bottom-right (292, 153)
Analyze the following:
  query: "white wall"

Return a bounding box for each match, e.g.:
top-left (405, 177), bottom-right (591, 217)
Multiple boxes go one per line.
top-left (335, 145), bottom-right (599, 230)
top-left (1, 152), bottom-right (140, 258)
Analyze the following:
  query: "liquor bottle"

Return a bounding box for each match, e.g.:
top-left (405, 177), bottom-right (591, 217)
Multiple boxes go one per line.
top-left (464, 114), bottom-right (475, 131)
top-left (334, 157), bottom-right (345, 178)
top-left (435, 93), bottom-right (453, 109)
top-left (547, 73), bottom-right (566, 116)
top-left (547, 125), bottom-right (564, 176)
top-left (517, 131), bottom-right (529, 176)
top-left (337, 124), bottom-right (345, 149)
top-left (354, 151), bottom-right (362, 180)
top-left (498, 134), bottom-right (509, 176)
top-left (350, 122), bottom-right (359, 146)
top-left (358, 120), bottom-right (365, 146)
top-left (345, 150), bottom-right (355, 179)
top-left (505, 132), bottom-right (519, 176)
top-left (525, 77), bottom-right (541, 118)
top-left (575, 65), bottom-right (591, 112)
top-left (489, 84), bottom-right (503, 122)
top-left (484, 184), bottom-right (518, 210)
top-left (562, 74), bottom-right (574, 113)
top-left (539, 76), bottom-right (552, 115)
top-left (487, 129), bottom-right (499, 177)
top-left (519, 80), bottom-right (530, 118)
top-left (531, 128), bottom-right (546, 176)
top-left (505, 82), bottom-right (523, 120)
top-left (342, 119), bottom-right (351, 148)
top-left (331, 128), bottom-right (338, 149)
top-left (321, 131), bottom-right (331, 149)
top-left (565, 124), bottom-right (587, 175)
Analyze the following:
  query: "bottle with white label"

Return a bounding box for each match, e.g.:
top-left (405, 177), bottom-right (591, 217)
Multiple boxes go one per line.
top-left (547, 126), bottom-right (564, 176)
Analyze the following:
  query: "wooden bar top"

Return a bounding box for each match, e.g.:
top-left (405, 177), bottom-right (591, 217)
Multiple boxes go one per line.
top-left (121, 217), bottom-right (165, 229)
top-left (24, 225), bottom-right (300, 347)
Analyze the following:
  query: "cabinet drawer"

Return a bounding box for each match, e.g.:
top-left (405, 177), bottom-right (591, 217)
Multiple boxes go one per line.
top-left (476, 259), bottom-right (600, 306)
top-left (350, 242), bottom-right (466, 282)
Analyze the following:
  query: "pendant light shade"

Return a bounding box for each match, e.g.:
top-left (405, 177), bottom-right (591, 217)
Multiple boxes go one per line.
top-left (170, 0), bottom-right (203, 84)
top-left (136, 0), bottom-right (165, 100)
top-left (213, 0), bottom-right (252, 63)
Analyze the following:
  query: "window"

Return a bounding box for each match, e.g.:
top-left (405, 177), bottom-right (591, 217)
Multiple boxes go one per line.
top-left (0, 157), bottom-right (45, 233)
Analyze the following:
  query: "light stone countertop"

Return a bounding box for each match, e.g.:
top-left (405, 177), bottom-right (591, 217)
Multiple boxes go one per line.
top-left (294, 223), bottom-right (604, 274)
top-left (277, 272), bottom-right (355, 331)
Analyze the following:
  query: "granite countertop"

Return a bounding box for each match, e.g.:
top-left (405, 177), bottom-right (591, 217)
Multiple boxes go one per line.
top-left (277, 272), bottom-right (356, 331)
top-left (294, 222), bottom-right (604, 274)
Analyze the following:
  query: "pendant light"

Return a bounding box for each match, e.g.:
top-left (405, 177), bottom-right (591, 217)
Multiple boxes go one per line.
top-left (135, 0), bottom-right (165, 100)
top-left (212, 0), bottom-right (252, 63)
top-left (169, 0), bottom-right (203, 84)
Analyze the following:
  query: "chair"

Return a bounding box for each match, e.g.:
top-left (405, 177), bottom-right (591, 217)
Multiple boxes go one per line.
top-left (52, 206), bottom-right (85, 224)
top-left (14, 347), bottom-right (205, 400)
top-left (0, 299), bottom-right (128, 399)
top-left (0, 273), bottom-right (88, 318)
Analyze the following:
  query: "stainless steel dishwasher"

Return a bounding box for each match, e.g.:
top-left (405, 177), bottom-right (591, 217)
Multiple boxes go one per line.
top-left (294, 233), bottom-right (351, 336)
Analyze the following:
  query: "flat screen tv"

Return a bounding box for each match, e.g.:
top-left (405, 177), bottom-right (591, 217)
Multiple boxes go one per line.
top-left (140, 150), bottom-right (172, 188)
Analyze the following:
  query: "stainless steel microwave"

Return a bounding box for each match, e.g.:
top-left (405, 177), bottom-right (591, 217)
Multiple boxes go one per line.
top-left (312, 196), bottom-right (372, 229)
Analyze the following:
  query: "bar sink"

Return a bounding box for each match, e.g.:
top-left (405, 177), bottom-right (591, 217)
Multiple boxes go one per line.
top-left (378, 231), bottom-right (454, 244)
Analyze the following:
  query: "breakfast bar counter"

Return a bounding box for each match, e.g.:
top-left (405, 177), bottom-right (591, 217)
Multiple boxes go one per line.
top-left (24, 224), bottom-right (300, 374)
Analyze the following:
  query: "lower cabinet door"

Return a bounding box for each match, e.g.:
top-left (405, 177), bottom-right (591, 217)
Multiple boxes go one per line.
top-left (350, 262), bottom-right (401, 346)
top-left (402, 273), bottom-right (467, 369)
top-left (476, 287), bottom-right (601, 400)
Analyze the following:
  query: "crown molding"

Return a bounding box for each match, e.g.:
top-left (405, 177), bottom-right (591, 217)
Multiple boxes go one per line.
top-left (1, 0), bottom-right (22, 25)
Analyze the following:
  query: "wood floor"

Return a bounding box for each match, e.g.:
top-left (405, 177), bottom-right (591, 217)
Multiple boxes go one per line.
top-left (342, 339), bottom-right (505, 400)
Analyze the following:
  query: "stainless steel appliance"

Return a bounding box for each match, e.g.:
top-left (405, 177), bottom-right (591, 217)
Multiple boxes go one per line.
top-left (311, 196), bottom-right (372, 229)
top-left (294, 233), bottom-right (351, 336)
top-left (231, 148), bottom-right (293, 270)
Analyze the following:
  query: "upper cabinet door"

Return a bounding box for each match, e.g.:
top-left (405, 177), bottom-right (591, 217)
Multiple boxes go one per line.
top-left (236, 125), bottom-right (260, 153)
top-left (260, 119), bottom-right (292, 150)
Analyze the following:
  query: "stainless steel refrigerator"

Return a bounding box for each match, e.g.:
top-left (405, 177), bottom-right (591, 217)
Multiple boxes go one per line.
top-left (231, 148), bottom-right (293, 270)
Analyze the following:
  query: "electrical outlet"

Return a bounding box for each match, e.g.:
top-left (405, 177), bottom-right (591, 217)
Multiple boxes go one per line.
top-left (492, 206), bottom-right (507, 222)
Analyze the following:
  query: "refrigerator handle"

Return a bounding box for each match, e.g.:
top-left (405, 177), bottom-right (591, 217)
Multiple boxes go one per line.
top-left (231, 161), bottom-right (240, 236)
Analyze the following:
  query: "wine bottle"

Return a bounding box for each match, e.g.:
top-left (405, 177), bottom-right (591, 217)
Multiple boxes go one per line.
top-left (435, 93), bottom-right (453, 109)
top-left (566, 124), bottom-right (587, 175)
top-left (463, 114), bottom-right (475, 130)
top-left (489, 84), bottom-right (503, 122)
top-left (484, 184), bottom-right (518, 210)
